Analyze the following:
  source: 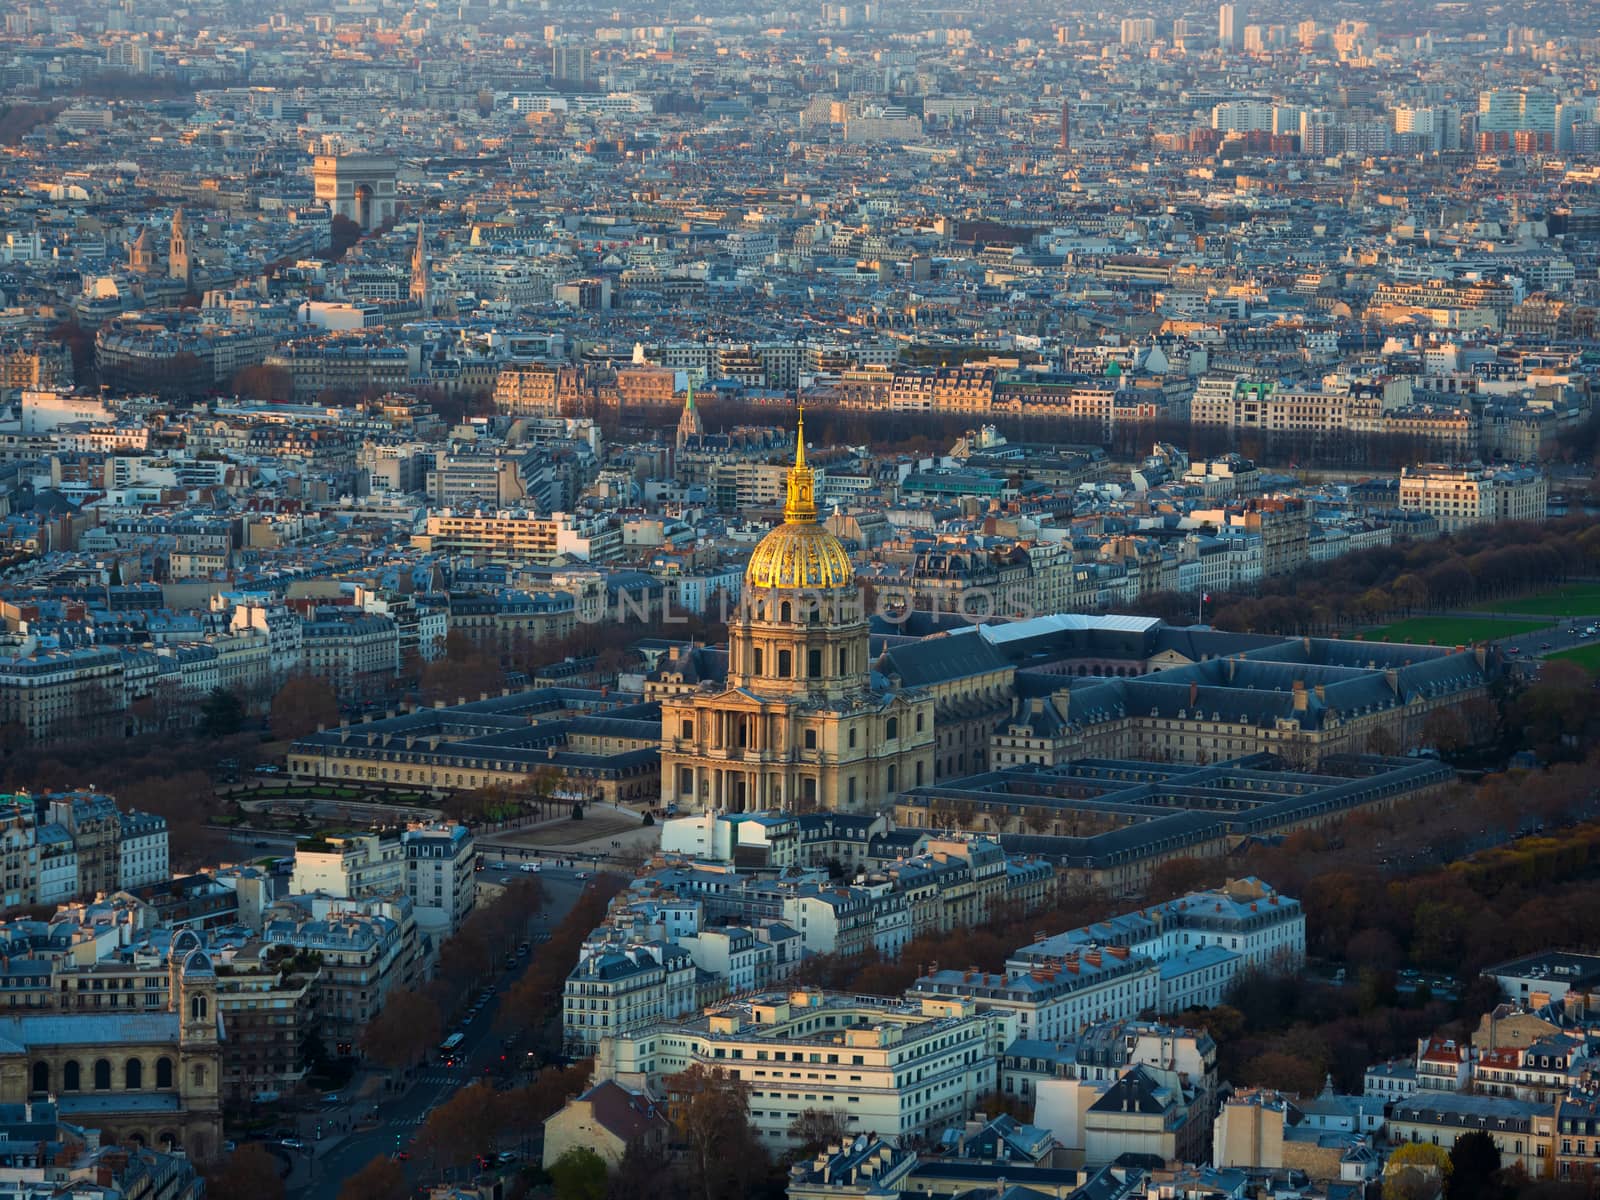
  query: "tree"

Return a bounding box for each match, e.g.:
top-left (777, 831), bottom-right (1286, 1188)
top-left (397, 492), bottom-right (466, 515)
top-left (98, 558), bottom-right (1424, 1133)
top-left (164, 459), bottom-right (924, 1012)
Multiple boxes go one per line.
top-left (1241, 1050), bottom-right (1323, 1097)
top-left (203, 1142), bottom-right (284, 1200)
top-left (1146, 855), bottom-right (1214, 899)
top-left (1446, 1131), bottom-right (1503, 1200)
top-left (786, 1108), bottom-right (852, 1159)
top-left (550, 1146), bottom-right (609, 1200)
top-left (270, 675), bottom-right (341, 742)
top-left (231, 364), bottom-right (294, 403)
top-left (328, 214), bottom-right (363, 259)
top-left (416, 1082), bottom-right (503, 1171)
top-left (665, 1065), bottom-right (766, 1200)
top-left (337, 1154), bottom-right (407, 1200)
top-left (1385, 1142), bottom-right (1452, 1200)
top-left (607, 1139), bottom-right (681, 1200)
top-left (360, 988), bottom-right (442, 1070)
top-left (199, 688), bottom-right (245, 738)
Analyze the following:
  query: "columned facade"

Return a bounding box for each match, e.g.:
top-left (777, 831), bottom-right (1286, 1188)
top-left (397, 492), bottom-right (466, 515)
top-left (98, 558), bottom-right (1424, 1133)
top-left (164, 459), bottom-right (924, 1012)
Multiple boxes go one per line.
top-left (660, 415), bottom-right (933, 814)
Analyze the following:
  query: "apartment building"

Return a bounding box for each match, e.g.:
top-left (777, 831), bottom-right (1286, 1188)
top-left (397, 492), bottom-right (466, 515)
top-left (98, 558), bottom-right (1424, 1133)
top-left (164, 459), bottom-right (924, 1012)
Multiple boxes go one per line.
top-left (1389, 1092), bottom-right (1551, 1178)
top-left (1399, 463), bottom-right (1548, 533)
top-left (1001, 1019), bottom-right (1218, 1114)
top-left (563, 941), bottom-right (696, 1054)
top-left (1367, 278), bottom-right (1519, 329)
top-left (0, 648), bottom-right (127, 743)
top-left (415, 509), bottom-right (623, 565)
top-left (48, 793), bottom-right (121, 900)
top-left (493, 363), bottom-right (583, 416)
top-left (290, 832), bottom-right (406, 900)
top-left (262, 898), bottom-right (418, 1057)
top-left (908, 952), bottom-right (1160, 1044)
top-left (299, 611), bottom-right (400, 688)
top-left (116, 810), bottom-right (169, 889)
top-left (597, 990), bottom-right (1013, 1152)
top-left (401, 822), bottom-right (476, 937)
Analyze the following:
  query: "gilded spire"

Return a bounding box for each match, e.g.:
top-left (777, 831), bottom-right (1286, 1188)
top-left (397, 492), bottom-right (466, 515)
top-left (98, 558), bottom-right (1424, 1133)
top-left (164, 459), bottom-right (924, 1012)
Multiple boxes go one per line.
top-left (783, 408), bottom-right (816, 525)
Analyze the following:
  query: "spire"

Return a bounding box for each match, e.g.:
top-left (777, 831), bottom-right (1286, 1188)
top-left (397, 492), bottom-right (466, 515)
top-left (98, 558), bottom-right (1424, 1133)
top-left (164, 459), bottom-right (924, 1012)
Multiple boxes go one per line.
top-left (675, 379), bottom-right (702, 450)
top-left (784, 408), bottom-right (816, 525)
top-left (411, 222), bottom-right (431, 313)
top-left (168, 208), bottom-right (189, 285)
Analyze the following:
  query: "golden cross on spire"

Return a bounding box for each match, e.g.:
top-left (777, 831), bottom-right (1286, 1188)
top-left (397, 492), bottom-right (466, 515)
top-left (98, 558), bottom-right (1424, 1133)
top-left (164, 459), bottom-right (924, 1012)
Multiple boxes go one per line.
top-left (784, 407), bottom-right (815, 525)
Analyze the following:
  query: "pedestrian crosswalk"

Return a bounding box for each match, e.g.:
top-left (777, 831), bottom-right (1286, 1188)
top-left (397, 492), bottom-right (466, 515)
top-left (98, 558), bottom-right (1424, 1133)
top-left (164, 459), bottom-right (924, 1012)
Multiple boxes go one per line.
top-left (385, 1114), bottom-right (426, 1130)
top-left (413, 1069), bottom-right (459, 1084)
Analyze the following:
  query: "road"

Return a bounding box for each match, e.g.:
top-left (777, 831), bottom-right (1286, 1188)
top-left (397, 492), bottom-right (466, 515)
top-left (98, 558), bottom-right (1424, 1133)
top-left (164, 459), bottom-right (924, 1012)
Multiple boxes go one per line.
top-left (290, 869), bottom-right (590, 1200)
top-left (1496, 621), bottom-right (1597, 667)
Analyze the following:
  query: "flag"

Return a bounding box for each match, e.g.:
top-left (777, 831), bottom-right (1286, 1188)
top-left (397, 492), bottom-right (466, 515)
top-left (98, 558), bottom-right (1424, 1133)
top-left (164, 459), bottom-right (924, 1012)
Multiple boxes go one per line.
top-left (1202, 593), bottom-right (1210, 602)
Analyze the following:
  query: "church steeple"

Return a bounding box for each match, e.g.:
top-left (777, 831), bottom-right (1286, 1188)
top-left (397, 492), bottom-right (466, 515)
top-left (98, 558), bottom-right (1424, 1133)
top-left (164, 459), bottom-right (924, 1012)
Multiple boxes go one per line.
top-left (784, 408), bottom-right (816, 525)
top-left (168, 208), bottom-right (190, 286)
top-left (129, 227), bottom-right (154, 274)
top-left (411, 222), bottom-right (431, 314)
top-left (675, 380), bottom-right (703, 450)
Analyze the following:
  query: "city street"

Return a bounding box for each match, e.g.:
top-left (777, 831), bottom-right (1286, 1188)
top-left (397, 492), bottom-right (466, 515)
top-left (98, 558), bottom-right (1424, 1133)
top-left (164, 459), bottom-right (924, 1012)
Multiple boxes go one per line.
top-left (282, 868), bottom-right (588, 1200)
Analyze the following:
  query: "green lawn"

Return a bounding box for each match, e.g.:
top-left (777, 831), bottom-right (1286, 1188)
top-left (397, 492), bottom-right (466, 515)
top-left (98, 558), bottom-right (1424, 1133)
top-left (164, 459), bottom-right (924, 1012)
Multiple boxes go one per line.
top-left (1357, 616), bottom-right (1546, 646)
top-left (1549, 642), bottom-right (1600, 674)
top-left (1481, 584), bottom-right (1600, 618)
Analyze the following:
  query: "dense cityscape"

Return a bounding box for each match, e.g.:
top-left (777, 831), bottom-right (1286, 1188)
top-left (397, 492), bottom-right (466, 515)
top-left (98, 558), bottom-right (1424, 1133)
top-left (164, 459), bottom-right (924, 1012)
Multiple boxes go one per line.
top-left (0, 0), bottom-right (1599, 1198)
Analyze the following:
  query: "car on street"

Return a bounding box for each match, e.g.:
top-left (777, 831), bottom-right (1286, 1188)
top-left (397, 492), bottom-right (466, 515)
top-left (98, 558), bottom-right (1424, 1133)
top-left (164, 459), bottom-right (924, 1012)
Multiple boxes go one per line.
top-left (519, 862), bottom-right (541, 873)
top-left (392, 1150), bottom-right (411, 1162)
top-left (280, 1138), bottom-right (306, 1150)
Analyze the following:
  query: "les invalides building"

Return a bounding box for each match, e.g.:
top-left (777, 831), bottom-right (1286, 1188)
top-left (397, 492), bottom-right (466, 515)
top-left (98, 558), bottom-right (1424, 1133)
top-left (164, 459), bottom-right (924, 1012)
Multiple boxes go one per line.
top-left (658, 416), bottom-right (935, 813)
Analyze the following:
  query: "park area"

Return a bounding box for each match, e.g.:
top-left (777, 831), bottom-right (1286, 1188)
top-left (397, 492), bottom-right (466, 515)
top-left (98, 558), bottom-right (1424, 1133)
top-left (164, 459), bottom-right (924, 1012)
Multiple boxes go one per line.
top-left (1550, 642), bottom-right (1600, 673)
top-left (1355, 616), bottom-right (1546, 646)
top-left (1479, 582), bottom-right (1600, 618)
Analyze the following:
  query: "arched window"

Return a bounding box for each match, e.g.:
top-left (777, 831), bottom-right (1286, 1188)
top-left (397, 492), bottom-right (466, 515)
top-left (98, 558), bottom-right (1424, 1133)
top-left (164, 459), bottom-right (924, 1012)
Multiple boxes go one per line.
top-left (93, 1060), bottom-right (111, 1091)
top-left (780, 601), bottom-right (792, 623)
top-left (30, 1062), bottom-right (47, 1095)
top-left (190, 995), bottom-right (208, 1021)
top-left (125, 1059), bottom-right (143, 1090)
top-left (777, 650), bottom-right (791, 678)
top-left (63, 1061), bottom-right (80, 1092)
top-left (807, 648), bottom-right (822, 678)
top-left (886, 717), bottom-right (899, 740)
top-left (848, 729), bottom-right (857, 749)
top-left (155, 1058), bottom-right (173, 1089)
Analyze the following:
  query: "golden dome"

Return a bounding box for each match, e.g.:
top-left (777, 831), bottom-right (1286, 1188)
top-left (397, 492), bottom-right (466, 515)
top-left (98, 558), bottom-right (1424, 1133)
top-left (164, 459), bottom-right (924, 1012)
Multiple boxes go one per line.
top-left (745, 411), bottom-right (854, 592)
